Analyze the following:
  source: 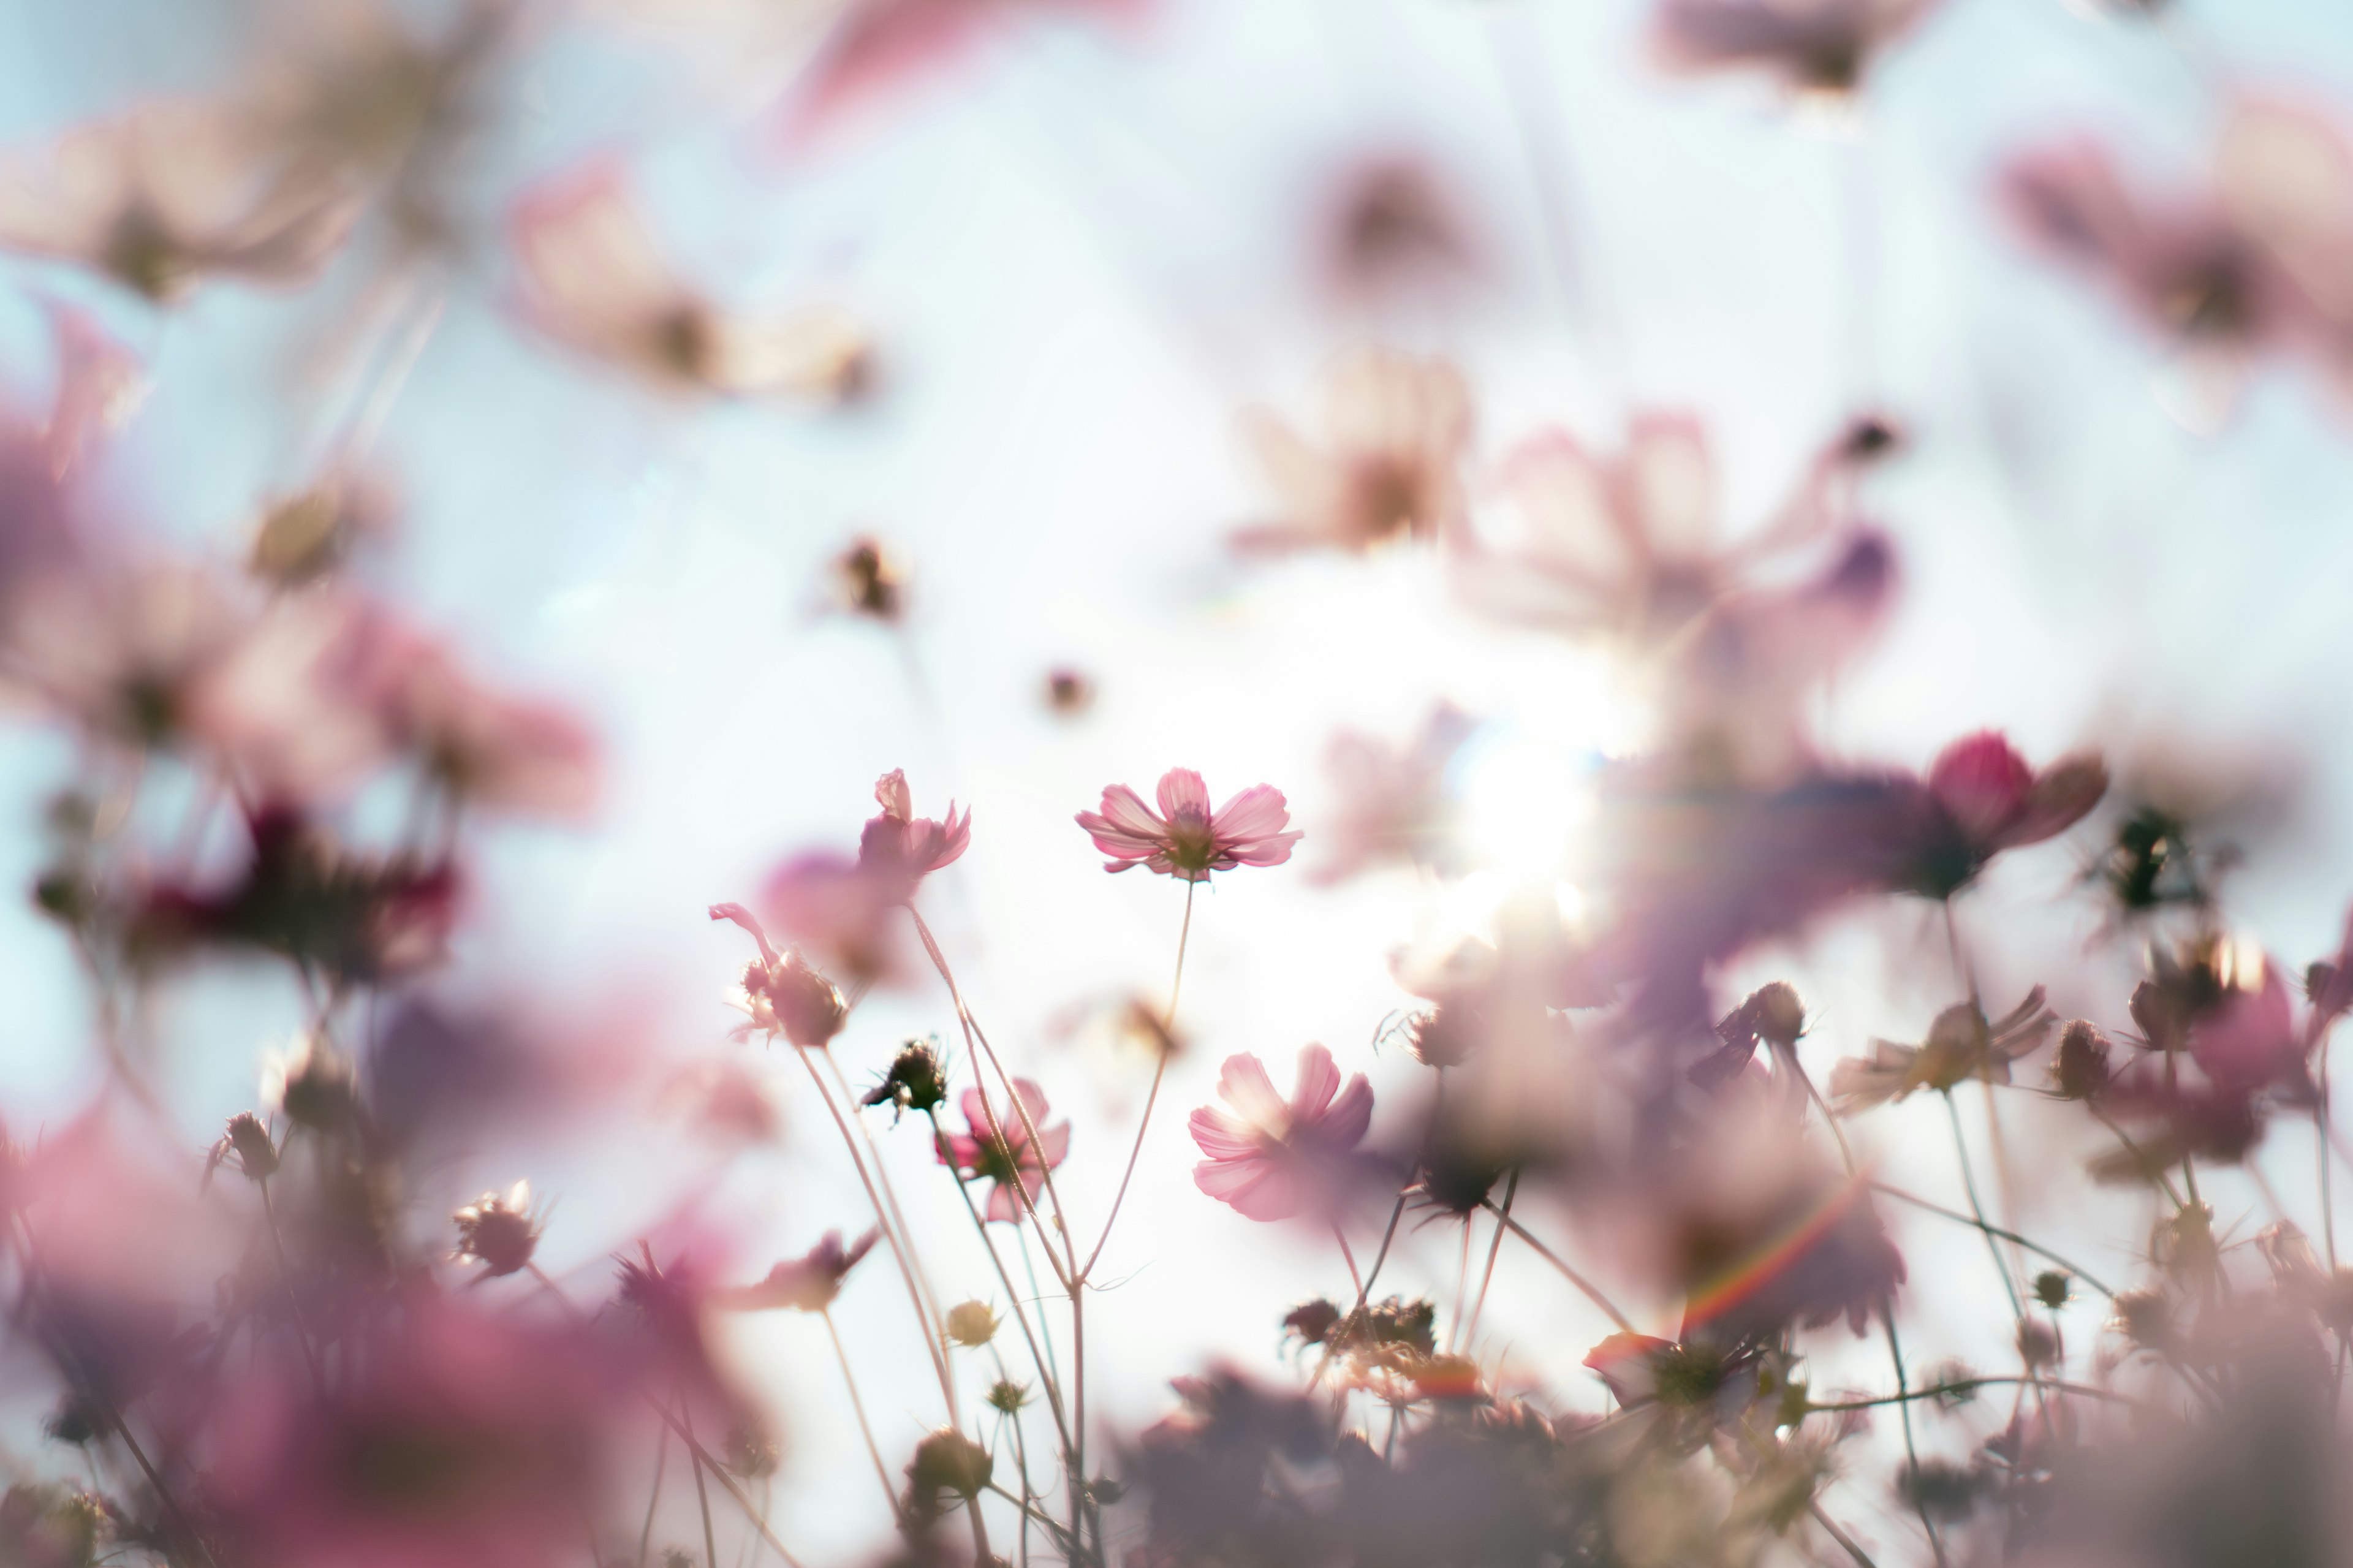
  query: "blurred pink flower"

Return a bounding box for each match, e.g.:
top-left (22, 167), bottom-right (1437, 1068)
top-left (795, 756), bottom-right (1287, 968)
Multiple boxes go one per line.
top-left (709, 901), bottom-right (849, 1048)
top-left (1237, 349), bottom-right (1472, 554)
top-left (713, 1227), bottom-right (881, 1312)
top-left (1651, 0), bottom-right (1942, 94)
top-left (1892, 730), bottom-right (2107, 898)
top-left (1189, 1045), bottom-right (1373, 1222)
top-left (376, 638), bottom-right (599, 818)
top-left (0, 99), bottom-right (360, 301)
top-left (1312, 705), bottom-right (1474, 884)
top-left (509, 157), bottom-right (868, 401)
top-left (765, 769), bottom-right (968, 984)
top-left (936, 1080), bottom-right (1069, 1222)
top-left (1077, 768), bottom-right (1301, 882)
top-left (782, 0), bottom-right (1151, 145)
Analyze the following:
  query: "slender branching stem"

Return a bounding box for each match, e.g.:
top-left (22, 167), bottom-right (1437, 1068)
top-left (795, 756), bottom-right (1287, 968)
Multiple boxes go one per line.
top-left (1330, 1220), bottom-right (1365, 1298)
top-left (1479, 1201), bottom-right (1635, 1333)
top-left (256, 1176), bottom-right (326, 1397)
top-left (1868, 1182), bottom-right (2116, 1298)
top-left (1357, 1184), bottom-right (1410, 1309)
top-left (1810, 1375), bottom-right (2134, 1412)
top-left (1942, 1091), bottom-right (2025, 1324)
top-left (1881, 1306), bottom-right (1950, 1568)
top-left (1078, 878), bottom-right (1195, 1284)
top-left (823, 1307), bottom-right (901, 1521)
top-left (1464, 1168), bottom-right (1519, 1349)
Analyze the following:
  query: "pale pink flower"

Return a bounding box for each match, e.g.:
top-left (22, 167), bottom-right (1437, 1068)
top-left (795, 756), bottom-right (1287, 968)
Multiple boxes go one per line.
top-left (2, 559), bottom-right (248, 751)
top-left (510, 158), bottom-right (869, 401)
top-left (1651, 0), bottom-right (1942, 94)
top-left (1312, 704), bottom-right (1475, 884)
top-left (1188, 1045), bottom-right (1373, 1222)
top-left (1077, 768), bottom-right (1301, 882)
top-left (936, 1081), bottom-right (1070, 1222)
top-left (765, 771), bottom-right (969, 985)
top-left (713, 1227), bottom-right (881, 1312)
top-left (375, 639), bottom-right (599, 818)
top-left (782, 0), bottom-right (1152, 145)
top-left (0, 99), bottom-right (360, 301)
top-left (1237, 349), bottom-right (1472, 553)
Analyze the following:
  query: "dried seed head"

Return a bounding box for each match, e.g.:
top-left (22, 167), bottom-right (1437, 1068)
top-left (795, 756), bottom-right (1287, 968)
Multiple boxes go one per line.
top-left (906, 1427), bottom-right (993, 1501)
top-left (1282, 1298), bottom-right (1341, 1349)
top-left (833, 536), bottom-right (905, 621)
top-left (944, 1300), bottom-right (999, 1348)
top-left (985, 1378), bottom-right (1029, 1414)
top-left (1746, 982), bottom-right (1807, 1047)
top-left (727, 1418), bottom-right (782, 1479)
top-left (2112, 1286), bottom-right (2173, 1351)
top-left (452, 1181), bottom-right (540, 1278)
top-left (2033, 1270), bottom-right (2072, 1310)
top-left (863, 1040), bottom-right (949, 1119)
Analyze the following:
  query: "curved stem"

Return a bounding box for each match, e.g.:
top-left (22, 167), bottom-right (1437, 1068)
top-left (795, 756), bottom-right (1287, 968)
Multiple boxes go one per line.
top-left (1868, 1182), bottom-right (2116, 1298)
top-left (1463, 1169), bottom-right (1519, 1349)
top-left (1942, 1091), bottom-right (2025, 1324)
top-left (1076, 881), bottom-right (1195, 1284)
top-left (1881, 1307), bottom-right (1950, 1568)
top-left (1330, 1219), bottom-right (1365, 1299)
top-left (1357, 1186), bottom-right (1410, 1309)
top-left (823, 1308), bottom-right (901, 1522)
top-left (1480, 1201), bottom-right (1635, 1333)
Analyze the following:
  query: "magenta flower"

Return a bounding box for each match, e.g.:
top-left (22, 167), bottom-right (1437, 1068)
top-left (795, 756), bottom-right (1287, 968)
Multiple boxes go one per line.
top-left (1188, 1045), bottom-right (1373, 1222)
top-left (936, 1081), bottom-right (1070, 1222)
top-left (1077, 768), bottom-right (1301, 882)
top-left (1887, 730), bottom-right (2107, 899)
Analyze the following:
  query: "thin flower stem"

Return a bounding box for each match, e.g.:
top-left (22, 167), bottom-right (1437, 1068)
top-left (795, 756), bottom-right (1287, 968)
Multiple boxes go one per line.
top-left (648, 1401), bottom-right (809, 1568)
top-left (989, 1347), bottom-right (1037, 1568)
top-left (822, 1307), bottom-right (901, 1523)
top-left (1015, 1227), bottom-right (1064, 1391)
top-left (256, 1177), bottom-right (327, 1398)
top-left (1448, 1217), bottom-right (1472, 1353)
top-left (1867, 1182), bottom-right (2116, 1297)
top-left (1069, 1286), bottom-right (1091, 1565)
top-left (824, 1050), bottom-right (949, 1345)
top-left (793, 1045), bottom-right (958, 1418)
top-left (638, 1424), bottom-right (669, 1568)
top-left (1463, 1169), bottom-right (1519, 1349)
top-left (1881, 1307), bottom-right (1950, 1568)
top-left (1330, 1219), bottom-right (1365, 1298)
top-left (1479, 1201), bottom-right (1636, 1333)
top-left (684, 1403), bottom-right (719, 1568)
top-left (1357, 1184), bottom-right (1410, 1309)
top-left (966, 1479), bottom-right (995, 1567)
top-left (2088, 1107), bottom-right (2186, 1208)
top-left (1778, 1041), bottom-right (1856, 1176)
top-left (908, 906), bottom-right (1078, 1280)
top-left (2321, 1026), bottom-right (2340, 1273)
top-left (1810, 1499), bottom-right (1877, 1568)
top-left (1076, 879), bottom-right (1196, 1284)
top-left (1811, 1375), bottom-right (2133, 1411)
top-left (923, 1109), bottom-right (1074, 1456)
top-left (1942, 1091), bottom-right (2025, 1324)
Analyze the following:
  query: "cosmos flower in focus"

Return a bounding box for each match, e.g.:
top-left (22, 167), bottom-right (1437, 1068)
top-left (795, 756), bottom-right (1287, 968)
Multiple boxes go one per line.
top-left (1651, 0), bottom-right (1942, 96)
top-left (1830, 988), bottom-right (2056, 1110)
top-left (936, 1081), bottom-right (1070, 1222)
top-left (0, 100), bottom-right (361, 301)
top-left (1077, 768), bottom-right (1300, 882)
top-left (713, 1227), bottom-right (880, 1312)
top-left (510, 159), bottom-right (869, 401)
top-left (1237, 349), bottom-right (1472, 553)
top-left (1189, 1045), bottom-right (1373, 1221)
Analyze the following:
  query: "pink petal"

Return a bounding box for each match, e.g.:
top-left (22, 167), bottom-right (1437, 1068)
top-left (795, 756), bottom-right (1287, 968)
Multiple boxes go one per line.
top-left (1927, 731), bottom-right (2033, 846)
top-left (1036, 1121), bottom-right (1072, 1168)
top-left (958, 1086), bottom-right (991, 1133)
top-left (1156, 768), bottom-right (1211, 821)
top-left (985, 1183), bottom-right (1017, 1222)
top-left (1996, 754), bottom-right (2107, 849)
top-left (1214, 1053), bottom-right (1289, 1134)
top-left (1094, 784), bottom-right (1167, 839)
top-left (1312, 1075), bottom-right (1374, 1153)
top-left (1226, 830), bottom-right (1303, 868)
top-left (1211, 784), bottom-right (1293, 844)
top-left (1188, 1107), bottom-right (1262, 1160)
top-left (1012, 1078), bottom-right (1052, 1127)
top-left (1289, 1043), bottom-right (1342, 1120)
top-left (1193, 1157), bottom-right (1299, 1221)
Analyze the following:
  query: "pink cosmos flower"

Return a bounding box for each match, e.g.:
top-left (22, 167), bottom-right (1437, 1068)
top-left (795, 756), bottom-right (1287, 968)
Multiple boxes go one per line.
top-left (1077, 768), bottom-right (1301, 882)
top-left (781, 0), bottom-right (1152, 146)
top-left (1651, 0), bottom-right (1942, 95)
top-left (1235, 349), bottom-right (1472, 553)
top-left (509, 158), bottom-right (868, 401)
top-left (1890, 730), bottom-right (2107, 898)
top-left (765, 770), bottom-right (970, 983)
top-left (936, 1081), bottom-right (1070, 1222)
top-left (1188, 1045), bottom-right (1373, 1222)
top-left (1312, 705), bottom-right (1474, 884)
top-left (713, 1227), bottom-right (881, 1312)
top-left (709, 901), bottom-right (849, 1048)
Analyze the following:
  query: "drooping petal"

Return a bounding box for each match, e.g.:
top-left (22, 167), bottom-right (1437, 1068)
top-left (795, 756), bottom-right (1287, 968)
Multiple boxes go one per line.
top-left (1035, 1121), bottom-right (1072, 1168)
top-left (1194, 1156), bottom-right (1300, 1221)
top-left (985, 1182), bottom-right (1017, 1223)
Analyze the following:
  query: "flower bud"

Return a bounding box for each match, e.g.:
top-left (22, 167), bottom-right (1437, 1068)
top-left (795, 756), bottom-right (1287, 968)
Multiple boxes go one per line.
top-left (985, 1378), bottom-right (1029, 1414)
top-left (944, 1301), bottom-right (999, 1348)
top-left (224, 1113), bottom-right (278, 1181)
top-left (452, 1181), bottom-right (540, 1278)
top-left (2016, 1317), bottom-right (2059, 1368)
top-left (1746, 982), bottom-right (1807, 1047)
top-left (2032, 1270), bottom-right (2072, 1310)
top-left (863, 1040), bottom-right (949, 1119)
top-left (2050, 1019), bottom-right (2110, 1100)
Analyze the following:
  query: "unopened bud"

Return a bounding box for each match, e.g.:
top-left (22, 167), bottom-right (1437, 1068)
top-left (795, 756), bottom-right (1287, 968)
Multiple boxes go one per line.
top-left (2050, 1020), bottom-right (2110, 1101)
top-left (452, 1181), bottom-right (540, 1278)
top-left (1746, 982), bottom-right (1807, 1047)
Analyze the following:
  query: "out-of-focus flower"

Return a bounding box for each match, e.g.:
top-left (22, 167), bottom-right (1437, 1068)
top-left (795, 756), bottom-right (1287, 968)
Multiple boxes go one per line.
top-left (452, 1180), bottom-right (542, 1278)
top-left (936, 1081), bottom-right (1070, 1222)
top-left (763, 772), bottom-right (969, 986)
top-left (248, 471), bottom-right (395, 587)
top-left (510, 158), bottom-right (869, 401)
top-left (1687, 980), bottom-right (1808, 1089)
top-left (1313, 705), bottom-right (1474, 884)
top-left (1045, 665), bottom-right (1094, 715)
top-left (203, 1112), bottom-right (281, 1188)
top-left (902, 1426), bottom-right (992, 1529)
top-left (1651, 0), bottom-right (1942, 94)
top-left (1189, 1045), bottom-right (1373, 1221)
top-left (1077, 768), bottom-right (1300, 881)
top-left (1582, 1331), bottom-right (1762, 1419)
top-left (713, 1227), bottom-right (879, 1311)
top-left (2, 560), bottom-right (248, 752)
top-left (1889, 730), bottom-right (2107, 899)
top-left (1318, 156), bottom-right (1480, 306)
top-left (1237, 349), bottom-right (1471, 553)
top-left (0, 100), bottom-right (362, 300)
top-left (376, 638), bottom-right (599, 819)
top-left (830, 535), bottom-right (905, 621)
top-left (944, 1300), bottom-right (999, 1347)
top-left (710, 902), bottom-right (849, 1048)
top-left (1830, 988), bottom-right (2056, 1110)
top-left (2050, 1018), bottom-right (2112, 1100)
top-left (782, 0), bottom-right (1151, 145)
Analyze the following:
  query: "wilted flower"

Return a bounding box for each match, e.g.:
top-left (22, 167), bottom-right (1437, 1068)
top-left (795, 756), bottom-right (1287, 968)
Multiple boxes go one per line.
top-left (1688, 980), bottom-right (1808, 1089)
top-left (710, 902), bottom-right (849, 1048)
top-left (713, 1228), bottom-right (880, 1312)
top-left (202, 1112), bottom-right (281, 1188)
top-left (451, 1180), bottom-right (541, 1278)
top-left (1651, 0), bottom-right (1942, 95)
top-left (1077, 768), bottom-right (1301, 882)
top-left (510, 158), bottom-right (868, 401)
top-left (1237, 348), bottom-right (1471, 553)
top-left (1189, 1044), bottom-right (1373, 1221)
top-left (936, 1081), bottom-right (1070, 1222)
top-left (1830, 988), bottom-right (2056, 1110)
